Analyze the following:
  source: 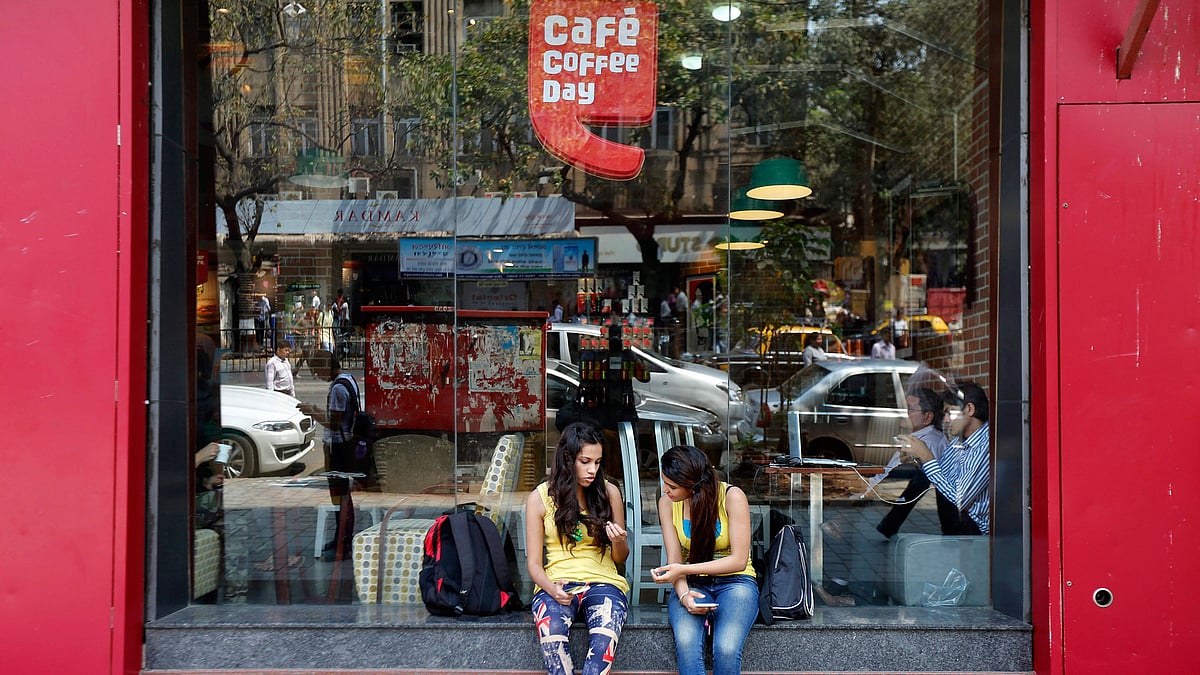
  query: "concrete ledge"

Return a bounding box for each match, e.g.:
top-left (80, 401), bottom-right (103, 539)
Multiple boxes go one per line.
top-left (145, 605), bottom-right (1031, 673)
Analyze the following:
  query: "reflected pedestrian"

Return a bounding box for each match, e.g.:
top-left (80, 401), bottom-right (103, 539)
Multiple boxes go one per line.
top-left (265, 344), bottom-right (295, 397)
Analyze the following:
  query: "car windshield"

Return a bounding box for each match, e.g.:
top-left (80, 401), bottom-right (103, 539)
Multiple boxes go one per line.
top-left (779, 363), bottom-right (831, 399)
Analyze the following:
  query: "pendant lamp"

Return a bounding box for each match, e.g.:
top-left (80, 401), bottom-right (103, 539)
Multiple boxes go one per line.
top-left (729, 188), bottom-right (783, 221)
top-left (715, 239), bottom-right (765, 251)
top-left (746, 157), bottom-right (812, 200)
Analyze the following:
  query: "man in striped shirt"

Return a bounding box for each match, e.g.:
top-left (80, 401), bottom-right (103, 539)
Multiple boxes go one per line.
top-left (902, 382), bottom-right (991, 535)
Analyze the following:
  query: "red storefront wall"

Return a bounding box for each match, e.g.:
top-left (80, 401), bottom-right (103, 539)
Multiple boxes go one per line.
top-left (0, 1), bottom-right (147, 674)
top-left (1031, 1), bottom-right (1200, 673)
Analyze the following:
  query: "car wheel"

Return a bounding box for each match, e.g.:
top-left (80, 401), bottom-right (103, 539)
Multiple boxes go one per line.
top-left (219, 432), bottom-right (257, 478)
top-left (808, 438), bottom-right (852, 462)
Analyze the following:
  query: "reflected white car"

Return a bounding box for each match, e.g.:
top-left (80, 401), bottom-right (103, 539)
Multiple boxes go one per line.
top-left (218, 385), bottom-right (318, 478)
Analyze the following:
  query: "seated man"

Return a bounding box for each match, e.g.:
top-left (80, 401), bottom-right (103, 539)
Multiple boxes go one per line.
top-left (876, 387), bottom-right (961, 537)
top-left (901, 382), bottom-right (991, 535)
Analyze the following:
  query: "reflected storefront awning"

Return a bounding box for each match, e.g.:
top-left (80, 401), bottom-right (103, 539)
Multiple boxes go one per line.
top-left (217, 197), bottom-right (577, 237)
top-left (587, 224), bottom-right (738, 264)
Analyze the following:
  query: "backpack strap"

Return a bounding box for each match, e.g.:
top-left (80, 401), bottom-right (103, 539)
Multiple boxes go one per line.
top-left (472, 514), bottom-right (519, 601)
top-left (334, 377), bottom-right (359, 413)
top-left (334, 376), bottom-right (362, 436)
top-left (446, 512), bottom-right (478, 615)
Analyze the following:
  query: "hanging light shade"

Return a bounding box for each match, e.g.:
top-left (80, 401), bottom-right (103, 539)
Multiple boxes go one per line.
top-left (715, 239), bottom-right (765, 251)
top-left (711, 3), bottom-right (741, 22)
top-left (746, 157), bottom-right (812, 200)
top-left (729, 188), bottom-right (783, 221)
top-left (715, 224), bottom-right (766, 250)
top-left (289, 148), bottom-right (348, 189)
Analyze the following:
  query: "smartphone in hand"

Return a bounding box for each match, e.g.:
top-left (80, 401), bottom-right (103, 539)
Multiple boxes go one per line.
top-left (690, 589), bottom-right (718, 608)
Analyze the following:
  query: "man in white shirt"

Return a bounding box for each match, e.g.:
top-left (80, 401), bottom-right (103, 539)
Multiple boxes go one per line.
top-left (871, 329), bottom-right (896, 360)
top-left (265, 344), bottom-right (295, 397)
top-left (311, 289), bottom-right (322, 313)
top-left (892, 309), bottom-right (909, 347)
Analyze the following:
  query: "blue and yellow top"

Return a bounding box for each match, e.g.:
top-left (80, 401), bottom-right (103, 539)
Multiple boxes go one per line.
top-left (670, 481), bottom-right (756, 578)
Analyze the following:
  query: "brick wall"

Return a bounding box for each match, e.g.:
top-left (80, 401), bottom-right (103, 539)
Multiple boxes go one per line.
top-left (274, 241), bottom-right (342, 307)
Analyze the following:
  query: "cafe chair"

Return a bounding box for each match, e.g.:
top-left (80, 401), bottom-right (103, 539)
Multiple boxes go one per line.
top-left (352, 433), bottom-right (525, 605)
top-left (192, 528), bottom-right (221, 599)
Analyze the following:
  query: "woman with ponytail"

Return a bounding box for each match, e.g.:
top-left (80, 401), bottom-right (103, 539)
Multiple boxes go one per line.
top-left (651, 445), bottom-right (757, 675)
top-left (525, 421), bottom-right (629, 675)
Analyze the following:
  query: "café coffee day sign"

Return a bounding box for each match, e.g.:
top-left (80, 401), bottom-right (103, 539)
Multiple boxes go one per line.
top-left (528, 0), bottom-right (659, 180)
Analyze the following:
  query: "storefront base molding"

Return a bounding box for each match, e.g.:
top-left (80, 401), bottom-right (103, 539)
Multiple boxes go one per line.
top-left (145, 605), bottom-right (1031, 673)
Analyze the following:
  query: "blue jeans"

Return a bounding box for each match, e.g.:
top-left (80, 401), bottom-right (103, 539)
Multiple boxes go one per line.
top-left (668, 574), bottom-right (759, 675)
top-left (532, 582), bottom-right (628, 675)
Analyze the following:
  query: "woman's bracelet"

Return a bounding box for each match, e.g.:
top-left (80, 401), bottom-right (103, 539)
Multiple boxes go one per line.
top-left (677, 588), bottom-right (689, 602)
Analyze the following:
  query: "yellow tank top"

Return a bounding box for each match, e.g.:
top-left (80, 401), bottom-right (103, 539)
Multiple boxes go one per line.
top-left (537, 483), bottom-right (630, 592)
top-left (671, 482), bottom-right (756, 578)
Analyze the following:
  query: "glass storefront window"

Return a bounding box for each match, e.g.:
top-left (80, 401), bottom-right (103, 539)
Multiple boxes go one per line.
top-left (181, 0), bottom-right (1002, 618)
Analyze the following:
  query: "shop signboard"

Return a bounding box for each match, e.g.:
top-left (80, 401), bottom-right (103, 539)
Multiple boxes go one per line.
top-left (397, 237), bottom-right (597, 279)
top-left (528, 0), bottom-right (659, 180)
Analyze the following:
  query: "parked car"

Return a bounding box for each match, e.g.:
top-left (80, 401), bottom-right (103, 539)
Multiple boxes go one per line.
top-left (218, 385), bottom-right (318, 478)
top-left (547, 323), bottom-right (747, 436)
top-left (739, 359), bottom-right (947, 466)
top-left (703, 325), bottom-right (855, 388)
top-left (544, 360), bottom-right (725, 462)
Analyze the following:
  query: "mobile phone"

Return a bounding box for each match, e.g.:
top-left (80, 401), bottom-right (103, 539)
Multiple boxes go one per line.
top-left (215, 442), bottom-right (232, 465)
top-left (689, 590), bottom-right (718, 608)
top-left (566, 584), bottom-right (590, 595)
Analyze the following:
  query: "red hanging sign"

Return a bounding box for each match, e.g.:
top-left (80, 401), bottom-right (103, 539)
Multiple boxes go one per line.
top-left (528, 0), bottom-right (659, 180)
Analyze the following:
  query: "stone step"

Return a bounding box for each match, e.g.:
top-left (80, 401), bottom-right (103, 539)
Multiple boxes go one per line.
top-left (145, 605), bottom-right (1032, 673)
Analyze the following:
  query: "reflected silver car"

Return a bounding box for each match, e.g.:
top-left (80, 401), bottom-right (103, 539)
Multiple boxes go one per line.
top-left (547, 323), bottom-right (746, 437)
top-left (544, 360), bottom-right (725, 460)
top-left (740, 359), bottom-right (944, 466)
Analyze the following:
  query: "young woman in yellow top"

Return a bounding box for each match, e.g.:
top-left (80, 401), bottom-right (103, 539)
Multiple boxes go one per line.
top-left (651, 445), bottom-right (758, 675)
top-left (525, 422), bottom-right (629, 675)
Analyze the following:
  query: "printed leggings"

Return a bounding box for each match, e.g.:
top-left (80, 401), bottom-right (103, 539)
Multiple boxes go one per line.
top-left (532, 582), bottom-right (628, 675)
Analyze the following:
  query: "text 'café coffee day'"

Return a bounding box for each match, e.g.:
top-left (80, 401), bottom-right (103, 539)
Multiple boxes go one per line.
top-left (529, 1), bottom-right (659, 180)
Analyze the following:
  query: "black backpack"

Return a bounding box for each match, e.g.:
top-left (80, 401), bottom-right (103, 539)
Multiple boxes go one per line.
top-left (419, 512), bottom-right (522, 617)
top-left (333, 378), bottom-right (376, 442)
top-left (758, 524), bottom-right (815, 623)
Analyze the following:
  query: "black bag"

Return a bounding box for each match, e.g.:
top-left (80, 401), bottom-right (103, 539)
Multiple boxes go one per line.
top-left (334, 379), bottom-right (376, 442)
top-left (419, 511), bottom-right (522, 617)
top-left (331, 378), bottom-right (378, 485)
top-left (758, 524), bottom-right (815, 623)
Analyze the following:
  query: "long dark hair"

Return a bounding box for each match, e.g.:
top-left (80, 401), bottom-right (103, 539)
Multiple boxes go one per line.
top-left (660, 445), bottom-right (719, 564)
top-left (549, 422), bottom-right (613, 552)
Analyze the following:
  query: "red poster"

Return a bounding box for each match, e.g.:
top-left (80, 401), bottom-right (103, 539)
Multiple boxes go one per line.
top-left (528, 0), bottom-right (659, 180)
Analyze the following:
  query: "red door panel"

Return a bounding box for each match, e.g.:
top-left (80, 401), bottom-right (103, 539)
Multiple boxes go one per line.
top-left (1058, 103), bottom-right (1200, 671)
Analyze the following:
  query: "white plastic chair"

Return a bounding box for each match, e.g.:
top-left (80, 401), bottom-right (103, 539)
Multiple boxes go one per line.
top-left (621, 419), bottom-right (681, 603)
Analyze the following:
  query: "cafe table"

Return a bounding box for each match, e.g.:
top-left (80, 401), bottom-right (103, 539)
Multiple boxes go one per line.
top-left (763, 464), bottom-right (886, 584)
